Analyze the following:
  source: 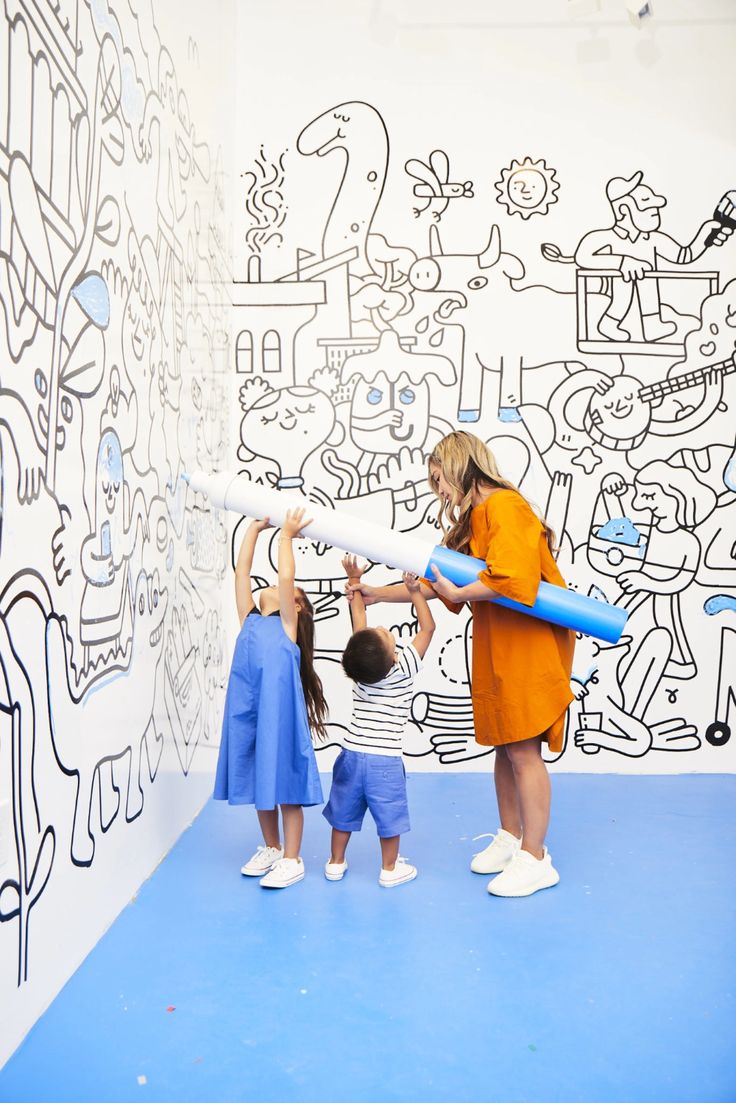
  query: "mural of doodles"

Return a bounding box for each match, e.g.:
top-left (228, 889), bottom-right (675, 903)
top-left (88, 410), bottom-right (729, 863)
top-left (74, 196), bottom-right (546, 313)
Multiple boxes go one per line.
top-left (0, 0), bottom-right (233, 1064)
top-left (226, 90), bottom-right (736, 789)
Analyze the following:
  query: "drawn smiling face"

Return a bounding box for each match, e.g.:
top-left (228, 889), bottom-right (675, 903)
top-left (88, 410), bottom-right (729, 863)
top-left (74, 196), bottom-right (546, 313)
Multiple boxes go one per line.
top-left (588, 376), bottom-right (651, 441)
top-left (241, 385), bottom-right (335, 478)
top-left (508, 168), bottom-right (547, 208)
top-left (632, 482), bottom-right (675, 524)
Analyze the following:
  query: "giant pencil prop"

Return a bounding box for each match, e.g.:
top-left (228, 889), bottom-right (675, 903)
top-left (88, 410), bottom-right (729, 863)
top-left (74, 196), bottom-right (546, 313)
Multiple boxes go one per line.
top-left (186, 471), bottom-right (628, 644)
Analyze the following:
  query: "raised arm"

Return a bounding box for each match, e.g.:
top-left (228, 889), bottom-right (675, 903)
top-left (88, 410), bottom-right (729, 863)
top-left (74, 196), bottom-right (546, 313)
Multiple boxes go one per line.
top-left (278, 506), bottom-right (312, 643)
top-left (403, 572), bottom-right (435, 659)
top-left (342, 554), bottom-right (368, 631)
top-left (235, 518), bottom-right (271, 625)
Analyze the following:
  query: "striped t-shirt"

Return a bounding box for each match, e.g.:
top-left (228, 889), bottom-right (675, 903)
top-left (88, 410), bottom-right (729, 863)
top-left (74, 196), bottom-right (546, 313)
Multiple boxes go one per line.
top-left (343, 643), bottom-right (422, 757)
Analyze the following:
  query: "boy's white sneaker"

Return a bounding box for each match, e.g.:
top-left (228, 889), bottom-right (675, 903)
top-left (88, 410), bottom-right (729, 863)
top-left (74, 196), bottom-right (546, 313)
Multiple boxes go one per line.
top-left (260, 857), bottom-right (304, 889)
top-left (379, 856), bottom-right (417, 888)
top-left (240, 845), bottom-right (283, 876)
top-left (324, 859), bottom-right (348, 881)
top-left (470, 829), bottom-right (521, 874)
top-left (487, 847), bottom-right (559, 897)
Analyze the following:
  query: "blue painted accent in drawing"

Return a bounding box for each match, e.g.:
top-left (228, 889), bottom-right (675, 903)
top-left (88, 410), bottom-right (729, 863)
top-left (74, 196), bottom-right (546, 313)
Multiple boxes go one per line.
top-left (71, 273), bottom-right (110, 329)
top-left (704, 594), bottom-right (736, 616)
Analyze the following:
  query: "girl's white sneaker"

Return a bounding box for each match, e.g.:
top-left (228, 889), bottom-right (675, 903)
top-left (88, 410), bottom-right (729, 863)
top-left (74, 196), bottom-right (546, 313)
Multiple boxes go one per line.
top-left (487, 848), bottom-right (559, 897)
top-left (260, 857), bottom-right (305, 889)
top-left (241, 845), bottom-right (283, 876)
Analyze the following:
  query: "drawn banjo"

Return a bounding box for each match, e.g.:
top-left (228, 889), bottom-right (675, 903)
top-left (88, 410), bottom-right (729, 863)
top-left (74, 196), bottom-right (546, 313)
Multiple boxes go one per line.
top-left (583, 352), bottom-right (736, 450)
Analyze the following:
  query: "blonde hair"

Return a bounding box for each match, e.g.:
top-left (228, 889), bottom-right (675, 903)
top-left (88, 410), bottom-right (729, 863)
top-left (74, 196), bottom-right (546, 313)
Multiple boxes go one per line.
top-left (427, 431), bottom-right (557, 554)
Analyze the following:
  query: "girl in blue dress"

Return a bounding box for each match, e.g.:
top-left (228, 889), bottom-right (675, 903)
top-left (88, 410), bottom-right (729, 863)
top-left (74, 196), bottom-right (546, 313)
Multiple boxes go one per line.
top-left (214, 507), bottom-right (327, 888)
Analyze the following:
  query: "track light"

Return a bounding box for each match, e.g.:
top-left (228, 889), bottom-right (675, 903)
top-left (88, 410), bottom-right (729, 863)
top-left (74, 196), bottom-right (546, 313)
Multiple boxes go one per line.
top-left (625, 0), bottom-right (654, 27)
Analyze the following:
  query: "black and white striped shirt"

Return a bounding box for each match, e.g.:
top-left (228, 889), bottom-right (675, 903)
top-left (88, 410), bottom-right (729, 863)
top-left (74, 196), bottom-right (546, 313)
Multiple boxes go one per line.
top-left (343, 644), bottom-right (422, 757)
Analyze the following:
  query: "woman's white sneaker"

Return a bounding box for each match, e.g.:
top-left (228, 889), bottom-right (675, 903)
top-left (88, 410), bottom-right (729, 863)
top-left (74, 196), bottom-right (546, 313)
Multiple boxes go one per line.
top-left (487, 847), bottom-right (559, 897)
top-left (379, 856), bottom-right (417, 888)
top-left (324, 859), bottom-right (348, 881)
top-left (470, 829), bottom-right (521, 874)
top-left (241, 845), bottom-right (283, 876)
top-left (260, 857), bottom-right (304, 888)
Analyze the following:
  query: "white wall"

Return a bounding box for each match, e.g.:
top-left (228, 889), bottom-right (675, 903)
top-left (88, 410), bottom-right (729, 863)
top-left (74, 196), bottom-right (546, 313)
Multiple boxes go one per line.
top-left (231, 0), bottom-right (736, 775)
top-left (0, 0), bottom-right (234, 1066)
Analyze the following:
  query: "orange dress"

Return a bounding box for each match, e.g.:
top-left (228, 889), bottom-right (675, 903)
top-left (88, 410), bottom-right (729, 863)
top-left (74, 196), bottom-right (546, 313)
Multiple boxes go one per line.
top-left (441, 490), bottom-right (575, 751)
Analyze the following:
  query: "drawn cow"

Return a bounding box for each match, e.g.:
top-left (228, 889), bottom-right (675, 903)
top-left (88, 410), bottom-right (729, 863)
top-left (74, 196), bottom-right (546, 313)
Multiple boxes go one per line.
top-left (407, 225), bottom-right (582, 422)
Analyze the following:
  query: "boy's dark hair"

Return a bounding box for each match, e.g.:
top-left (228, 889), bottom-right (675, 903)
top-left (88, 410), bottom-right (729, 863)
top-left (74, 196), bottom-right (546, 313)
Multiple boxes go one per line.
top-left (342, 627), bottom-right (394, 685)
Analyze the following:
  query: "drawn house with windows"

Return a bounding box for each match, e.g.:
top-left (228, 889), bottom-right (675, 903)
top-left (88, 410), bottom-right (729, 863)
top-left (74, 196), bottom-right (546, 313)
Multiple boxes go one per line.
top-left (232, 246), bottom-right (361, 387)
top-left (232, 253), bottom-right (325, 389)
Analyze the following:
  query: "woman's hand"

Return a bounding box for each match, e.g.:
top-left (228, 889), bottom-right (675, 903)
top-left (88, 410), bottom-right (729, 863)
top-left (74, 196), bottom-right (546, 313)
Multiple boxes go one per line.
top-left (429, 563), bottom-right (462, 603)
top-left (346, 580), bottom-right (379, 606)
top-left (342, 553), bottom-right (368, 581)
top-left (280, 507), bottom-right (313, 539)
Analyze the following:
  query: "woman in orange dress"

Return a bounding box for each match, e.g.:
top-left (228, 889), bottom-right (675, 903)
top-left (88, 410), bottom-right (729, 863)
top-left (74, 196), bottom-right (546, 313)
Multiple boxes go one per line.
top-left (349, 431), bottom-right (574, 897)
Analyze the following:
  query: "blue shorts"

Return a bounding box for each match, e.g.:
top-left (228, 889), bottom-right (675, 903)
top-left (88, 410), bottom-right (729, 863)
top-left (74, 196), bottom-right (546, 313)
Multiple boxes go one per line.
top-left (322, 749), bottom-right (410, 838)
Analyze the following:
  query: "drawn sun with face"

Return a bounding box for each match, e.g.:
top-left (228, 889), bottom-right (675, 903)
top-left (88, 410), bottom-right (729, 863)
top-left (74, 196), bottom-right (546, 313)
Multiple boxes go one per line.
top-left (494, 157), bottom-right (560, 220)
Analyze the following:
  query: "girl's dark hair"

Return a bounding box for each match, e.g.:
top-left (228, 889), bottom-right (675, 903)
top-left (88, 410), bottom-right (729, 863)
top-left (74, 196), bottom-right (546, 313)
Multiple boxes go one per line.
top-left (295, 589), bottom-right (328, 741)
top-left (342, 628), bottom-right (394, 685)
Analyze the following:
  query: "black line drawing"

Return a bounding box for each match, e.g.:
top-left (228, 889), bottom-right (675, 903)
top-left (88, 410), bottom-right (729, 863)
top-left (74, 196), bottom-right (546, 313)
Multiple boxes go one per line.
top-left (163, 599), bottom-right (203, 776)
top-left (297, 101), bottom-right (388, 274)
top-left (0, 577), bottom-right (56, 986)
top-left (573, 171), bottom-right (733, 354)
top-left (339, 328), bottom-right (456, 468)
top-left (46, 569), bottom-right (168, 865)
top-left (588, 464), bottom-right (716, 681)
top-left (409, 613), bottom-right (493, 764)
top-left (242, 146), bottom-right (287, 255)
top-left (705, 626), bottom-right (735, 747)
top-left (407, 224), bottom-right (582, 423)
top-left (572, 628), bottom-right (700, 757)
top-left (404, 150), bottom-right (473, 221)
top-left (547, 354), bottom-right (732, 458)
top-left (0, 0), bottom-right (231, 1008)
top-left (494, 156), bottom-right (559, 220)
top-left (224, 104), bottom-right (736, 779)
top-left (237, 375), bottom-right (342, 490)
top-left (78, 428), bottom-right (149, 670)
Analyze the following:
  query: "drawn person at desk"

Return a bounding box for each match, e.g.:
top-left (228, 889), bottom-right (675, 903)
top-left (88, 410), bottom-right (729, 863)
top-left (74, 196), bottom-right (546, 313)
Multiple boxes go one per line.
top-left (575, 172), bottom-right (733, 343)
top-left (79, 429), bottom-right (149, 669)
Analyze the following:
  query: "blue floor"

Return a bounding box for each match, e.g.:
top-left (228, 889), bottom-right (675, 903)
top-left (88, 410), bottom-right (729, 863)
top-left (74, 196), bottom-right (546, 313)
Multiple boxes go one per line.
top-left (1, 774), bottom-right (735, 1103)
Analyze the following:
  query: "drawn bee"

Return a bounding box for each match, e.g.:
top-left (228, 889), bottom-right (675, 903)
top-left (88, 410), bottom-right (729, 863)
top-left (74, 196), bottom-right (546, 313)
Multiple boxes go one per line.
top-left (404, 150), bottom-right (474, 221)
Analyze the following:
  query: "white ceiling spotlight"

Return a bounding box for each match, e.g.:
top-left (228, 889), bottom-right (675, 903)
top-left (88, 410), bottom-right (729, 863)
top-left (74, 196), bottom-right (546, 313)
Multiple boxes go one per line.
top-left (625, 0), bottom-right (654, 28)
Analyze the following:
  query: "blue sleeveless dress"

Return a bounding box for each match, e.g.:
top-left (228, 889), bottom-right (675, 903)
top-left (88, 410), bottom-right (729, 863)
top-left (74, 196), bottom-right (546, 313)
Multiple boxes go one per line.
top-left (214, 611), bottom-right (323, 808)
